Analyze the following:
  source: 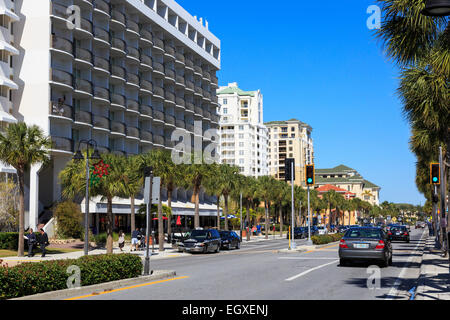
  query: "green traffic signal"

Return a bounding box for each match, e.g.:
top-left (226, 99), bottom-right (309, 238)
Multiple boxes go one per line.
top-left (430, 163), bottom-right (440, 185)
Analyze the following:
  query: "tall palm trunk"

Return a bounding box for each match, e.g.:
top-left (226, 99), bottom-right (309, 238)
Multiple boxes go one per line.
top-left (328, 203), bottom-right (332, 230)
top-left (279, 203), bottom-right (283, 237)
top-left (17, 169), bottom-right (25, 257)
top-left (130, 194), bottom-right (135, 234)
top-left (224, 194), bottom-right (229, 231)
top-left (246, 201), bottom-right (250, 241)
top-left (158, 186), bottom-right (164, 251)
top-left (265, 201), bottom-right (269, 239)
top-left (194, 184), bottom-right (200, 228)
top-left (216, 195), bottom-right (220, 230)
top-left (167, 189), bottom-right (172, 243)
top-left (106, 196), bottom-right (113, 253)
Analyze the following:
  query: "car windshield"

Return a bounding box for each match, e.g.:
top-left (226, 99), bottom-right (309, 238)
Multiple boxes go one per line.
top-left (189, 230), bottom-right (208, 240)
top-left (219, 231), bottom-right (230, 237)
top-left (344, 228), bottom-right (382, 239)
top-left (391, 226), bottom-right (407, 231)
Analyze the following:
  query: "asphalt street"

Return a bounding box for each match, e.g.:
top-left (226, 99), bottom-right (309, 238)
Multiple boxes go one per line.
top-left (67, 228), bottom-right (427, 300)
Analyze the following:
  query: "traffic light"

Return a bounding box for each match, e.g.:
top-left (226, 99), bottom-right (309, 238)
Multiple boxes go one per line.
top-left (285, 158), bottom-right (295, 182)
top-left (305, 164), bottom-right (315, 185)
top-left (430, 163), bottom-right (440, 185)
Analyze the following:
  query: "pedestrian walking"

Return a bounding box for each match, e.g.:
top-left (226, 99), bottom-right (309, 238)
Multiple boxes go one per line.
top-left (26, 228), bottom-right (36, 257)
top-left (131, 228), bottom-right (140, 252)
top-left (118, 230), bottom-right (125, 252)
top-left (38, 228), bottom-right (49, 257)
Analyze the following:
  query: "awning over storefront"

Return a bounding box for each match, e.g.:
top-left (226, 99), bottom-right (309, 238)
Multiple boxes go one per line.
top-left (0, 7), bottom-right (20, 22)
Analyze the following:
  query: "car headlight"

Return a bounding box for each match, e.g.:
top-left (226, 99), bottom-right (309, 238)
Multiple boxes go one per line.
top-left (178, 242), bottom-right (184, 246)
top-left (195, 243), bottom-right (204, 247)
top-left (223, 240), bottom-right (229, 243)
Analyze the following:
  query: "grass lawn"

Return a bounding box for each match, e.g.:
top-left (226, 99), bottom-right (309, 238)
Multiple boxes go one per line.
top-left (0, 248), bottom-right (81, 258)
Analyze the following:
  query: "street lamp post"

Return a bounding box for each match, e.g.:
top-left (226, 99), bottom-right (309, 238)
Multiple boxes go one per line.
top-left (73, 139), bottom-right (101, 256)
top-left (240, 192), bottom-right (243, 240)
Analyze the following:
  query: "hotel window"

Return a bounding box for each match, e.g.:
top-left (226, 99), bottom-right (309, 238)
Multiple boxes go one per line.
top-left (0, 86), bottom-right (8, 97)
top-left (223, 98), bottom-right (227, 105)
top-left (239, 159), bottom-right (244, 164)
top-left (0, 15), bottom-right (8, 29)
top-left (0, 50), bottom-right (8, 63)
top-left (241, 100), bottom-right (248, 108)
top-left (239, 125), bottom-right (243, 130)
top-left (223, 108), bottom-right (227, 114)
top-left (239, 150), bottom-right (244, 155)
top-left (281, 127), bottom-right (287, 133)
top-left (239, 142), bottom-right (244, 147)
top-left (239, 134), bottom-right (244, 139)
top-left (289, 141), bottom-right (292, 144)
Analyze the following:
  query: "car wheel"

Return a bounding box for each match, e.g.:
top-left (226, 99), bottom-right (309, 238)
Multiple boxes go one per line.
top-left (339, 259), bottom-right (347, 267)
top-left (215, 244), bottom-right (220, 253)
top-left (236, 242), bottom-right (240, 249)
top-left (388, 254), bottom-right (393, 266)
top-left (406, 238), bottom-right (410, 243)
top-left (203, 245), bottom-right (208, 254)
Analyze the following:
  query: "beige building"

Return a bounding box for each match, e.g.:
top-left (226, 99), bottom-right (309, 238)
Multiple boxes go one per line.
top-left (265, 119), bottom-right (314, 186)
top-left (314, 165), bottom-right (381, 205)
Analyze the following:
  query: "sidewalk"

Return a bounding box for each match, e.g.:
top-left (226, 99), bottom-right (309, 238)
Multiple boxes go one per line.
top-left (415, 235), bottom-right (450, 300)
top-left (0, 232), bottom-right (287, 267)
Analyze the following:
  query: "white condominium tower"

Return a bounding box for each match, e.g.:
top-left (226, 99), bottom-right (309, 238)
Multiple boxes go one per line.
top-left (217, 82), bottom-right (268, 177)
top-left (15, 0), bottom-right (221, 230)
top-left (0, 0), bottom-right (19, 177)
top-left (265, 119), bottom-right (314, 186)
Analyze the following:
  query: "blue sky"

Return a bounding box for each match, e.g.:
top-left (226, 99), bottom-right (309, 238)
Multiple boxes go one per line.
top-left (176, 0), bottom-right (425, 205)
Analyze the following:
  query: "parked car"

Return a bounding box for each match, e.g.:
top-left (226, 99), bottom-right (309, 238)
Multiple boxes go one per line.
top-left (177, 229), bottom-right (222, 253)
top-left (339, 227), bottom-right (393, 267)
top-left (337, 225), bottom-right (350, 233)
top-left (286, 227), bottom-right (308, 239)
top-left (219, 230), bottom-right (241, 250)
top-left (317, 225), bottom-right (327, 235)
top-left (388, 225), bottom-right (410, 243)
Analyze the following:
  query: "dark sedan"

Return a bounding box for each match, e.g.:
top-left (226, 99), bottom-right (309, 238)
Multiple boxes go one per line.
top-left (286, 227), bottom-right (308, 239)
top-left (339, 227), bottom-right (393, 267)
top-left (219, 231), bottom-right (241, 250)
top-left (177, 229), bottom-right (222, 253)
top-left (388, 225), bottom-right (410, 242)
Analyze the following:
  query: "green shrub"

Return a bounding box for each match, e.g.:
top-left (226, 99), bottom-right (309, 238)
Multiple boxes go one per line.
top-left (92, 233), bottom-right (107, 247)
top-left (53, 201), bottom-right (83, 239)
top-left (0, 253), bottom-right (142, 299)
top-left (0, 232), bottom-right (40, 250)
top-left (311, 233), bottom-right (344, 245)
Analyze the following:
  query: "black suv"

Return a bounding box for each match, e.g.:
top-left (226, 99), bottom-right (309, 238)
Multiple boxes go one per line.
top-left (286, 227), bottom-right (308, 239)
top-left (178, 229), bottom-right (222, 253)
top-left (219, 231), bottom-right (241, 250)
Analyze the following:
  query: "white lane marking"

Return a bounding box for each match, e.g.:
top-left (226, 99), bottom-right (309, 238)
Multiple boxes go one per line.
top-left (385, 229), bottom-right (426, 300)
top-left (279, 257), bottom-right (337, 260)
top-left (285, 259), bottom-right (339, 281)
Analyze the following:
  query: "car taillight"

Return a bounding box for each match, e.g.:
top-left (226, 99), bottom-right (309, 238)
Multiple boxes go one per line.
top-left (404, 232), bottom-right (408, 236)
top-left (388, 232), bottom-right (392, 235)
top-left (375, 240), bottom-right (385, 249)
top-left (339, 239), bottom-right (348, 248)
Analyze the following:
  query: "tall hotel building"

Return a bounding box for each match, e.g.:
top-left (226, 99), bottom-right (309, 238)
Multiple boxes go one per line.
top-left (265, 119), bottom-right (314, 186)
top-left (217, 82), bottom-right (268, 177)
top-left (14, 0), bottom-right (221, 230)
top-left (0, 0), bottom-right (19, 177)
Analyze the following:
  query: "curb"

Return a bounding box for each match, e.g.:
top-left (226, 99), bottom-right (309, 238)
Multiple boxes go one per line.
top-left (414, 235), bottom-right (437, 300)
top-left (10, 270), bottom-right (177, 300)
top-left (277, 240), bottom-right (341, 253)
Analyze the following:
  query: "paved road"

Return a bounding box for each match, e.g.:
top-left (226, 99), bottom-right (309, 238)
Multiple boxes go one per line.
top-left (67, 228), bottom-right (427, 300)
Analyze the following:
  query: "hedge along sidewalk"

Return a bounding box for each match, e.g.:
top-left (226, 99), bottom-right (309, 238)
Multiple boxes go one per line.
top-left (278, 233), bottom-right (344, 253)
top-left (0, 254), bottom-right (144, 300)
top-left (11, 270), bottom-right (178, 300)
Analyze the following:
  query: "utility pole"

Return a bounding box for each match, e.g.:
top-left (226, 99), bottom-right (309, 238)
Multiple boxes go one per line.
top-left (144, 167), bottom-right (153, 276)
top-left (290, 160), bottom-right (296, 249)
top-left (240, 192), bottom-right (243, 240)
top-left (439, 147), bottom-right (447, 255)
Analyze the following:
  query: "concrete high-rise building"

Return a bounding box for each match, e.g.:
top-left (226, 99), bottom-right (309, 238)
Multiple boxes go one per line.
top-left (265, 119), bottom-right (314, 186)
top-left (14, 0), bottom-right (222, 231)
top-left (0, 0), bottom-right (19, 178)
top-left (217, 82), bottom-right (268, 177)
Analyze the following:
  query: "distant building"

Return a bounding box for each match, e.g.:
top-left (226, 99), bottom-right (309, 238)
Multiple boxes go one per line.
top-left (265, 119), bottom-right (314, 186)
top-left (217, 82), bottom-right (268, 177)
top-left (314, 165), bottom-right (380, 205)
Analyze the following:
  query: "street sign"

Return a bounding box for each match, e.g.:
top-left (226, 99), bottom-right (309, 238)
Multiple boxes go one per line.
top-left (144, 176), bottom-right (160, 204)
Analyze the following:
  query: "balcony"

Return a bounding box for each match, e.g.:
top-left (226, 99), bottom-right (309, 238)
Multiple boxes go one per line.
top-left (140, 54), bottom-right (152, 68)
top-left (92, 115), bottom-right (110, 130)
top-left (185, 58), bottom-right (194, 69)
top-left (175, 53), bottom-right (185, 64)
top-left (164, 90), bottom-right (175, 103)
top-left (185, 102), bottom-right (195, 112)
top-left (126, 46), bottom-right (140, 62)
top-left (139, 79), bottom-right (153, 93)
top-left (186, 123), bottom-right (194, 132)
top-left (193, 65), bottom-right (202, 76)
top-left (74, 18), bottom-right (93, 38)
top-left (164, 68), bottom-right (175, 81)
top-left (152, 61), bottom-right (164, 75)
top-left (164, 44), bottom-right (175, 58)
top-left (203, 110), bottom-right (211, 119)
top-left (73, 78), bottom-right (93, 96)
top-left (110, 121), bottom-right (126, 135)
top-left (153, 134), bottom-right (164, 145)
top-left (126, 73), bottom-right (140, 87)
top-left (110, 65), bottom-right (126, 82)
top-left (51, 137), bottom-right (73, 153)
top-left (202, 71), bottom-right (211, 81)
top-left (126, 20), bottom-right (140, 36)
top-left (153, 85), bottom-right (164, 98)
top-left (153, 38), bottom-right (164, 52)
top-left (176, 119), bottom-right (185, 129)
top-left (194, 86), bottom-right (203, 96)
top-left (93, 0), bottom-right (110, 16)
top-left (165, 114), bottom-right (175, 126)
top-left (175, 96), bottom-right (185, 107)
top-left (211, 75), bottom-right (218, 86)
top-left (50, 3), bottom-right (70, 23)
top-left (194, 106), bottom-right (203, 116)
top-left (140, 105), bottom-right (152, 117)
top-left (50, 69), bottom-right (73, 90)
top-left (185, 80), bottom-right (194, 91)
top-left (140, 29), bottom-right (153, 45)
top-left (74, 110), bottom-right (92, 126)
top-left (175, 75), bottom-right (185, 87)
top-left (111, 9), bottom-right (126, 28)
top-left (51, 36), bottom-right (73, 57)
top-left (140, 131), bottom-right (153, 142)
top-left (74, 47), bottom-right (93, 66)
top-left (93, 86), bottom-right (110, 102)
top-left (93, 56), bottom-right (110, 74)
top-left (153, 110), bottom-right (164, 122)
top-left (202, 90), bottom-right (211, 100)
top-left (126, 99), bottom-right (139, 113)
top-left (111, 37), bottom-right (126, 55)
top-left (165, 137), bottom-right (175, 148)
top-left (93, 27), bottom-right (110, 45)
top-left (49, 102), bottom-right (73, 120)
top-left (110, 93), bottom-right (126, 108)
top-left (126, 126), bottom-right (140, 139)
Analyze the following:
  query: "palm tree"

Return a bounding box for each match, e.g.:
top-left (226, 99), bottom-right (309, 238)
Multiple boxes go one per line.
top-left (240, 176), bottom-right (257, 241)
top-left (203, 162), bottom-right (223, 230)
top-left (273, 180), bottom-right (289, 237)
top-left (218, 164), bottom-right (240, 231)
top-left (322, 190), bottom-right (341, 230)
top-left (180, 152), bottom-right (211, 229)
top-left (60, 153), bottom-right (125, 253)
top-left (121, 155), bottom-right (142, 234)
top-left (0, 122), bottom-right (51, 256)
top-left (256, 176), bottom-right (277, 239)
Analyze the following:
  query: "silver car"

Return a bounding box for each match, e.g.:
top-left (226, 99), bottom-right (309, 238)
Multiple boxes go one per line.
top-left (339, 227), bottom-right (393, 267)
